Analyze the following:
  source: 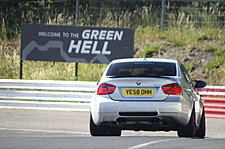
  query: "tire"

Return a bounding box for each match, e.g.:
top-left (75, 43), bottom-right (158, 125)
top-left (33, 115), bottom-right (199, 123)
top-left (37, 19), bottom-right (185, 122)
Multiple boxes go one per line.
top-left (177, 107), bottom-right (196, 138)
top-left (90, 114), bottom-right (121, 136)
top-left (195, 108), bottom-right (206, 138)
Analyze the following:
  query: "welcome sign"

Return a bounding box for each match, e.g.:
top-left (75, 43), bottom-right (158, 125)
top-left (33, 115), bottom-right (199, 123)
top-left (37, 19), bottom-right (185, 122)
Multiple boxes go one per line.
top-left (21, 24), bottom-right (134, 64)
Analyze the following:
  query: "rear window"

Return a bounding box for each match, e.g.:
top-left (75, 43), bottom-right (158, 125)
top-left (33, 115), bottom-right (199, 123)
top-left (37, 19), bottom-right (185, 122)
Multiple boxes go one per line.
top-left (106, 62), bottom-right (177, 77)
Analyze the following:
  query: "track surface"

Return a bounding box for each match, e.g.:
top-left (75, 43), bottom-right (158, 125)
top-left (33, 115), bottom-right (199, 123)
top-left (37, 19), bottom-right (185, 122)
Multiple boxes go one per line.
top-left (0, 109), bottom-right (225, 149)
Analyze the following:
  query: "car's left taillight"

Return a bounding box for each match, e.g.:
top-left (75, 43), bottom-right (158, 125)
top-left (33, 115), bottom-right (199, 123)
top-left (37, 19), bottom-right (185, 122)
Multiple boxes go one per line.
top-left (97, 83), bottom-right (116, 95)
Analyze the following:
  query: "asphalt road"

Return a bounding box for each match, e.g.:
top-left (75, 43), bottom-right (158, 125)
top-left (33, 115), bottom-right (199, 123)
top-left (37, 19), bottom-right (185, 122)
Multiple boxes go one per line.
top-left (0, 108), bottom-right (225, 149)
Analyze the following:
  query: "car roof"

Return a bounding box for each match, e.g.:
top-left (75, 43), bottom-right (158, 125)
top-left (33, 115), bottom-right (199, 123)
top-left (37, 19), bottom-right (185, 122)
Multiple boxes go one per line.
top-left (111, 58), bottom-right (178, 64)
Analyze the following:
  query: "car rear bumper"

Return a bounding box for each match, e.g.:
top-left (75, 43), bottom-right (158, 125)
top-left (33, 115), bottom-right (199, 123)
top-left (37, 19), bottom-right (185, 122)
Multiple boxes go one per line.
top-left (91, 95), bottom-right (192, 130)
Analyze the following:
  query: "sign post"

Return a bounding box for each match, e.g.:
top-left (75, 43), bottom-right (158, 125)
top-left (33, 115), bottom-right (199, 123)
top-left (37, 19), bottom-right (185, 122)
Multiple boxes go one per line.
top-left (19, 58), bottom-right (23, 79)
top-left (75, 0), bottom-right (79, 80)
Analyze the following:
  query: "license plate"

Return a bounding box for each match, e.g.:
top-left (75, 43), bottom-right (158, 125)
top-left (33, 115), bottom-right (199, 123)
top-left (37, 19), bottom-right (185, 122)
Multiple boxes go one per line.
top-left (123, 89), bottom-right (154, 96)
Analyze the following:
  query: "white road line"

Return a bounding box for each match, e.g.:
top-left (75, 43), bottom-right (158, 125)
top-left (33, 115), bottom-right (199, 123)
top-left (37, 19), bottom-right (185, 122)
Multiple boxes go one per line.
top-left (127, 139), bottom-right (173, 149)
top-left (0, 128), bottom-right (90, 135)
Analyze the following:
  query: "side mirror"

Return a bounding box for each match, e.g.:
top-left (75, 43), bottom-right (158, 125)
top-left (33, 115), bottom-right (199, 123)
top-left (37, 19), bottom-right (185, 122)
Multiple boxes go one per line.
top-left (194, 80), bottom-right (207, 88)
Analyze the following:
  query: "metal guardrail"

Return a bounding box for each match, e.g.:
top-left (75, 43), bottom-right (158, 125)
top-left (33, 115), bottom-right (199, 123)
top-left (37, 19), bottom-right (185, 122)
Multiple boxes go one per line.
top-left (0, 79), bottom-right (96, 111)
top-left (198, 86), bottom-right (225, 119)
top-left (1, 79), bottom-right (225, 118)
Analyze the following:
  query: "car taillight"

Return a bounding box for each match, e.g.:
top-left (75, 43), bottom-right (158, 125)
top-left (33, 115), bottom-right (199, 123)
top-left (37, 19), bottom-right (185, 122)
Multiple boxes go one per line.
top-left (97, 83), bottom-right (116, 95)
top-left (162, 83), bottom-right (182, 95)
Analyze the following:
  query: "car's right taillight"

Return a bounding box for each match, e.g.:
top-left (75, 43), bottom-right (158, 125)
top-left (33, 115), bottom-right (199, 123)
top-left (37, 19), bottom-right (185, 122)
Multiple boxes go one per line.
top-left (162, 83), bottom-right (182, 95)
top-left (97, 83), bottom-right (116, 95)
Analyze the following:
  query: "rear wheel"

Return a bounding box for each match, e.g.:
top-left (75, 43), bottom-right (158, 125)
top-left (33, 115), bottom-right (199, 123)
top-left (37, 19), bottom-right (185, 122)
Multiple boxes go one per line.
top-left (195, 108), bottom-right (206, 138)
top-left (177, 107), bottom-right (196, 138)
top-left (90, 114), bottom-right (121, 136)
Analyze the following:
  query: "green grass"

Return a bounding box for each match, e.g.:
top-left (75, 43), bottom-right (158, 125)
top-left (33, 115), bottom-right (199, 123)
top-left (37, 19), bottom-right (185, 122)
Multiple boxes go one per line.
top-left (207, 55), bottom-right (225, 71)
top-left (0, 53), bottom-right (20, 79)
top-left (0, 55), bottom-right (107, 81)
top-left (134, 45), bottom-right (139, 52)
top-left (138, 44), bottom-right (164, 58)
top-left (184, 63), bottom-right (195, 72)
top-left (214, 49), bottom-right (224, 56)
top-left (0, 3), bottom-right (225, 85)
top-left (205, 45), bottom-right (217, 52)
top-left (135, 26), bottom-right (224, 51)
top-left (21, 61), bottom-right (107, 81)
top-left (0, 26), bottom-right (224, 85)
